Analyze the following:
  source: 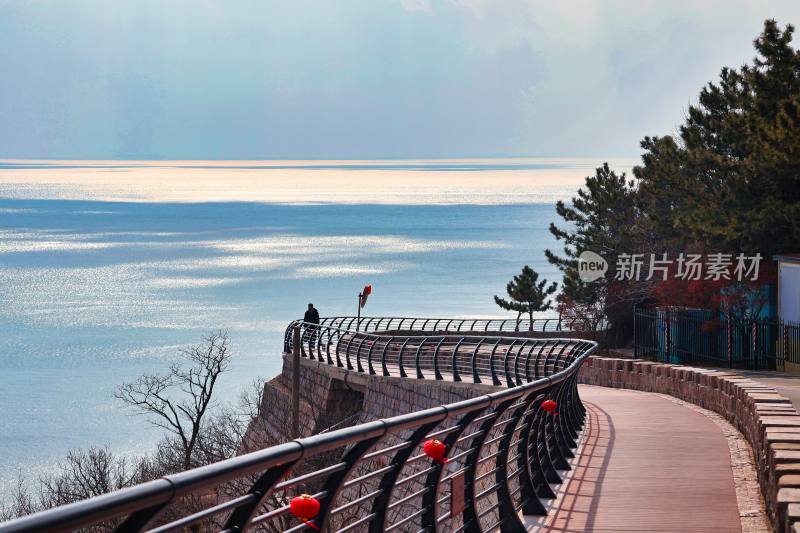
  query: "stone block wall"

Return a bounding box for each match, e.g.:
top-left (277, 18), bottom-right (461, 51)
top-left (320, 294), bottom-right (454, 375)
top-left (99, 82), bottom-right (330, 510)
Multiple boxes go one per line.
top-left (579, 356), bottom-right (800, 532)
top-left (244, 355), bottom-right (370, 451)
top-left (276, 353), bottom-right (499, 428)
top-left (245, 352), bottom-right (499, 454)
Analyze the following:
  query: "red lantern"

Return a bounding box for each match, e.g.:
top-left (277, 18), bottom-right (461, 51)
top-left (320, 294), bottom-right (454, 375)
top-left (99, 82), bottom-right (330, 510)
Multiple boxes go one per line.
top-left (423, 439), bottom-right (448, 464)
top-left (290, 494), bottom-right (320, 530)
top-left (541, 399), bottom-right (558, 414)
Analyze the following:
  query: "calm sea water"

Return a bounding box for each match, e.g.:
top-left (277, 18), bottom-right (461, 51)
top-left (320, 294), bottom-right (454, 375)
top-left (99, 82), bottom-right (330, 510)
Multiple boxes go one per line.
top-left (0, 159), bottom-right (633, 490)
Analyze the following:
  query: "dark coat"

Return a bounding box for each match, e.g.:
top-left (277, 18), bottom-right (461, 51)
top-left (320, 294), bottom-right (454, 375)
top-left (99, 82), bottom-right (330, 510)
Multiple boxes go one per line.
top-left (304, 308), bottom-right (320, 325)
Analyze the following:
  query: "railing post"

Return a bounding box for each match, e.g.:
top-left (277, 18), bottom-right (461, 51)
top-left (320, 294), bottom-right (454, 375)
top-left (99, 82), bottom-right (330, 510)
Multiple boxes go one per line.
top-left (664, 311), bottom-right (671, 363)
top-left (380, 336), bottom-right (394, 376)
top-left (326, 329), bottom-right (335, 366)
top-left (552, 378), bottom-right (576, 455)
top-left (345, 332), bottom-right (356, 370)
top-left (492, 397), bottom-right (536, 533)
top-left (470, 339), bottom-right (484, 384)
top-left (727, 314), bottom-right (733, 368)
top-left (531, 396), bottom-right (562, 488)
top-left (415, 338), bottom-right (428, 379)
top-left (450, 338), bottom-right (464, 382)
top-left (524, 341), bottom-right (542, 382)
top-left (462, 400), bottom-right (515, 532)
top-left (367, 336), bottom-right (377, 375)
top-left (633, 306), bottom-right (638, 358)
top-left (292, 324), bottom-right (301, 439)
top-left (355, 336), bottom-right (367, 373)
top-left (784, 323), bottom-right (790, 367)
top-left (315, 426), bottom-right (385, 532)
top-left (421, 409), bottom-right (482, 531)
top-left (368, 420), bottom-right (442, 533)
top-left (503, 340), bottom-right (519, 387)
top-left (398, 338), bottom-right (411, 378)
top-left (433, 338), bottom-right (446, 380)
top-left (489, 339), bottom-right (503, 386)
top-left (515, 396), bottom-right (547, 516)
top-left (223, 461), bottom-right (298, 533)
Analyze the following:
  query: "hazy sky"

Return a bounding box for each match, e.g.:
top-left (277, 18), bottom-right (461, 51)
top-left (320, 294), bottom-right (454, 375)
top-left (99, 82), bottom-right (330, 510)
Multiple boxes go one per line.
top-left (2, 1), bottom-right (800, 159)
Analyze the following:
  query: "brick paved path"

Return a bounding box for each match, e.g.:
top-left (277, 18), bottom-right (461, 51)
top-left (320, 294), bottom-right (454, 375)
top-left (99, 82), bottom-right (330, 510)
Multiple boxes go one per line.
top-left (543, 385), bottom-right (742, 532)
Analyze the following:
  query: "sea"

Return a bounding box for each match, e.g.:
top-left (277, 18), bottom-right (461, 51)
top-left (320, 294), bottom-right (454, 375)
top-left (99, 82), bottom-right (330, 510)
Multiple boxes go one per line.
top-left (0, 158), bottom-right (634, 492)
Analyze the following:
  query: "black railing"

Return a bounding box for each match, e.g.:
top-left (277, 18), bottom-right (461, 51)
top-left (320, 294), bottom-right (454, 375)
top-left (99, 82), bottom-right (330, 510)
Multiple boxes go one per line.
top-left (0, 318), bottom-right (598, 533)
top-left (634, 307), bottom-right (800, 370)
top-left (317, 316), bottom-right (566, 334)
top-left (287, 320), bottom-right (593, 386)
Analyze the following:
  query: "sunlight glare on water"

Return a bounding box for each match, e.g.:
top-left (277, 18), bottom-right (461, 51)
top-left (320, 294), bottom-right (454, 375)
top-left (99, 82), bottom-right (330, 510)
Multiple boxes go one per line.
top-left (0, 158), bottom-right (634, 493)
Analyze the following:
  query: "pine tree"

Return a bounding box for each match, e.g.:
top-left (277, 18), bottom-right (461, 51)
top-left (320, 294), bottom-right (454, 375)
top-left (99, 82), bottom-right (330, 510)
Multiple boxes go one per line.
top-left (635, 19), bottom-right (800, 256)
top-left (543, 20), bottom-right (800, 345)
top-left (545, 163), bottom-right (641, 304)
top-left (545, 163), bottom-right (644, 345)
top-left (494, 266), bottom-right (557, 330)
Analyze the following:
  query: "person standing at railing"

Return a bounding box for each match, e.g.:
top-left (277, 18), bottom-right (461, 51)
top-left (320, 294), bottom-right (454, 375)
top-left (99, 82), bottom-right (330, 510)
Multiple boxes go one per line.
top-left (304, 303), bottom-right (320, 347)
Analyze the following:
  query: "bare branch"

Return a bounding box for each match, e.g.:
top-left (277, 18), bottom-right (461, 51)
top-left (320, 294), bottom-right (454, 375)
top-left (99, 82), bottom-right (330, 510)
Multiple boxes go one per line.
top-left (115, 330), bottom-right (233, 470)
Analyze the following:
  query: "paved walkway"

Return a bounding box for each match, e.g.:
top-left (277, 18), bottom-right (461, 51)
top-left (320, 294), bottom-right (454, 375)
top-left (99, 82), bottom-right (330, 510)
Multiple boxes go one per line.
top-left (543, 386), bottom-right (742, 532)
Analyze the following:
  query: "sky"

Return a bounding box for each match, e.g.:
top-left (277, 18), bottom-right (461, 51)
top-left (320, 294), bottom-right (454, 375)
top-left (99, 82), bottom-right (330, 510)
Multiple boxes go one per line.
top-left (1, 0), bottom-right (800, 160)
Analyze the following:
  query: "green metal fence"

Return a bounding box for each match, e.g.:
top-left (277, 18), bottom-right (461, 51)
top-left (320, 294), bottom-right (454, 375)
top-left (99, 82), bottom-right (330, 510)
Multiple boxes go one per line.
top-left (634, 307), bottom-right (800, 370)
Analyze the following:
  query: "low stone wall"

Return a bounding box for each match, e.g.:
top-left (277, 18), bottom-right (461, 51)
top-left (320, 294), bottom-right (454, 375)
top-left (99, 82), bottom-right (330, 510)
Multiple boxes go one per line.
top-left (246, 354), bottom-right (500, 450)
top-left (246, 358), bottom-right (367, 447)
top-left (579, 356), bottom-right (800, 532)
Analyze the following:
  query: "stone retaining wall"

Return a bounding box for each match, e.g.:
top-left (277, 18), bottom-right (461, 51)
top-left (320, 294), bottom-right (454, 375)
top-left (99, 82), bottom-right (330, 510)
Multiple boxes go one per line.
top-left (246, 354), bottom-right (499, 450)
top-left (246, 358), bottom-right (366, 447)
top-left (579, 356), bottom-right (800, 532)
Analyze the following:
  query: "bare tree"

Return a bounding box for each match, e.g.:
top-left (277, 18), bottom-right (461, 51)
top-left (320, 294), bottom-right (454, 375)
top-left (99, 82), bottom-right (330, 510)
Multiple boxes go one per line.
top-left (115, 331), bottom-right (232, 471)
top-left (3, 333), bottom-right (241, 528)
top-left (1, 475), bottom-right (36, 522)
top-left (38, 448), bottom-right (136, 508)
top-left (1, 448), bottom-right (139, 531)
top-left (3, 337), bottom-right (367, 531)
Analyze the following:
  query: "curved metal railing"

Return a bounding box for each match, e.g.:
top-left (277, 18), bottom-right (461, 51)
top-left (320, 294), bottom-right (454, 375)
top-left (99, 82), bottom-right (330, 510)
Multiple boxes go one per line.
top-left (0, 318), bottom-right (598, 533)
top-left (286, 319), bottom-right (594, 387)
top-left (317, 316), bottom-right (566, 333)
